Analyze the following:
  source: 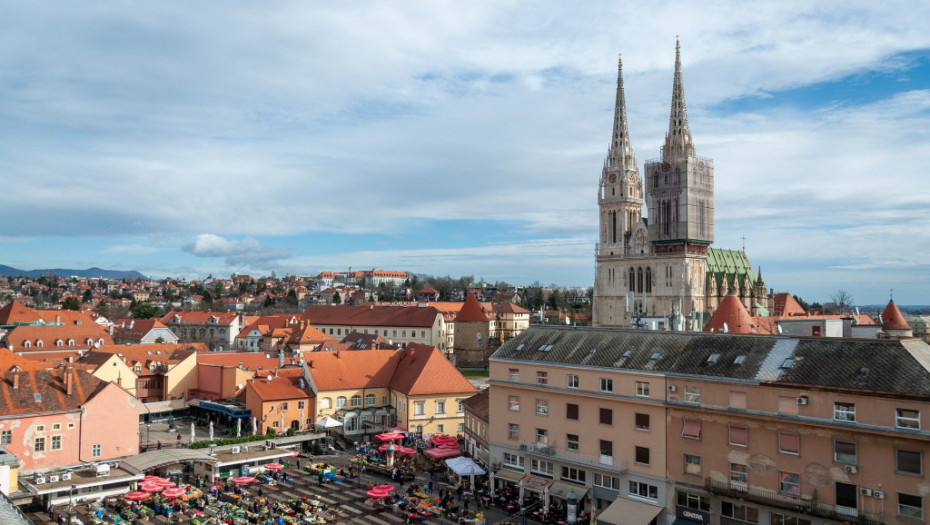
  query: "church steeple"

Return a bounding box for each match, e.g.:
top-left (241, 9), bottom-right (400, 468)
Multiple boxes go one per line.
top-left (663, 36), bottom-right (694, 159)
top-left (607, 53), bottom-right (636, 172)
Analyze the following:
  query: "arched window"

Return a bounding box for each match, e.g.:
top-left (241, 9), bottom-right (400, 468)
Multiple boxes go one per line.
top-left (365, 394), bottom-right (376, 406)
top-left (36, 340), bottom-right (44, 348)
top-left (336, 396), bottom-right (347, 408)
top-left (645, 268), bottom-right (652, 293)
top-left (629, 268), bottom-right (636, 292)
top-left (67, 339), bottom-right (74, 347)
top-left (55, 339), bottom-right (63, 347)
top-left (350, 395), bottom-right (361, 407)
top-left (320, 398), bottom-right (332, 410)
top-left (637, 268), bottom-right (644, 293)
top-left (23, 341), bottom-right (31, 348)
top-left (611, 211), bottom-right (617, 243)
top-left (85, 338), bottom-right (94, 346)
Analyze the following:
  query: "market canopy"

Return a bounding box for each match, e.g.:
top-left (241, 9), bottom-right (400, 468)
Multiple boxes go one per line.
top-left (123, 448), bottom-right (218, 472)
top-left (444, 457), bottom-right (486, 476)
top-left (315, 416), bottom-right (343, 428)
top-left (425, 447), bottom-right (461, 459)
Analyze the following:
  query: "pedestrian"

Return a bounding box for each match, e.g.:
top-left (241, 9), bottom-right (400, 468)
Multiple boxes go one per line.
top-left (258, 487), bottom-right (263, 498)
top-left (156, 440), bottom-right (162, 450)
top-left (296, 458), bottom-right (300, 469)
top-left (428, 480), bottom-right (434, 493)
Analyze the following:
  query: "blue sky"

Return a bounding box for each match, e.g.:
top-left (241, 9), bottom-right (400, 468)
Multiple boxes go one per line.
top-left (1, 1), bottom-right (929, 305)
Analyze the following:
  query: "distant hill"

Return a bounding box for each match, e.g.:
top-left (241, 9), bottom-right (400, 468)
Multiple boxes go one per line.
top-left (0, 265), bottom-right (147, 280)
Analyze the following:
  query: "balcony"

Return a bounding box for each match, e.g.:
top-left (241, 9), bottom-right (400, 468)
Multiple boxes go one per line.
top-left (705, 478), bottom-right (883, 525)
top-left (518, 441), bottom-right (627, 473)
top-left (519, 441), bottom-right (556, 457)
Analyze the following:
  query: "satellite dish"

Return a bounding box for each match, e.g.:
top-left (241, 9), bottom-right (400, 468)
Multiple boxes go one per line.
top-left (722, 322), bottom-right (729, 334)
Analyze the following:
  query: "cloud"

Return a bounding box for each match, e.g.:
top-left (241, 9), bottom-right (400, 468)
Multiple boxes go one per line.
top-left (182, 234), bottom-right (290, 268)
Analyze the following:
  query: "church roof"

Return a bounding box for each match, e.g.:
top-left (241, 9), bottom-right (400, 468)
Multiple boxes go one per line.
top-left (705, 295), bottom-right (754, 334)
top-left (456, 294), bottom-right (489, 323)
top-left (881, 300), bottom-right (912, 331)
top-left (707, 248), bottom-right (755, 286)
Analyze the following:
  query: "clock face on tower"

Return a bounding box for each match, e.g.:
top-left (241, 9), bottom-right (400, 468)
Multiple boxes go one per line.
top-left (608, 174), bottom-right (617, 183)
top-left (628, 173), bottom-right (635, 183)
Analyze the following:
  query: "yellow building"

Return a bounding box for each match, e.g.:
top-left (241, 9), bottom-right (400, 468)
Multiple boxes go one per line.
top-left (76, 343), bottom-right (202, 401)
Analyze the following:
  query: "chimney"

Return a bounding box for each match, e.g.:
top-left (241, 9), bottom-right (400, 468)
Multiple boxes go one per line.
top-left (116, 374), bottom-right (122, 387)
top-left (55, 314), bottom-right (60, 324)
top-left (65, 367), bottom-right (74, 396)
top-left (278, 351), bottom-right (284, 369)
top-left (12, 367), bottom-right (21, 389)
top-left (309, 360), bottom-right (314, 369)
top-left (109, 325), bottom-right (114, 335)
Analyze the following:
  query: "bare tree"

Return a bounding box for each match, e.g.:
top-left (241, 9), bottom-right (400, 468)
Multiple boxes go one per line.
top-left (830, 290), bottom-right (855, 313)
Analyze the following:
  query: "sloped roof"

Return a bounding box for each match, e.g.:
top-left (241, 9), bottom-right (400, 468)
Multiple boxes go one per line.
top-left (705, 295), bottom-right (755, 334)
top-left (306, 350), bottom-right (400, 391)
top-left (112, 318), bottom-right (172, 341)
top-left (491, 326), bottom-right (930, 395)
top-left (84, 343), bottom-right (199, 367)
top-left (302, 305), bottom-right (441, 328)
top-left (236, 315), bottom-right (295, 339)
top-left (0, 366), bottom-right (108, 416)
top-left (491, 303), bottom-right (529, 314)
top-left (2, 323), bottom-right (113, 350)
top-left (881, 300), bottom-right (912, 331)
top-left (456, 294), bottom-right (489, 323)
top-left (287, 322), bottom-right (330, 345)
top-left (461, 388), bottom-right (489, 421)
top-left (161, 310), bottom-right (239, 326)
top-left (340, 332), bottom-right (389, 350)
top-left (0, 301), bottom-right (95, 326)
top-left (197, 351), bottom-right (299, 370)
top-left (248, 368), bottom-right (310, 401)
top-left (0, 347), bottom-right (51, 371)
top-left (390, 343), bottom-right (477, 396)
top-left (771, 293), bottom-right (807, 317)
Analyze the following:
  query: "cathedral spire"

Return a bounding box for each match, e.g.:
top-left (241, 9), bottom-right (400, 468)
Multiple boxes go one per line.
top-left (663, 36), bottom-right (694, 159)
top-left (607, 53), bottom-right (636, 171)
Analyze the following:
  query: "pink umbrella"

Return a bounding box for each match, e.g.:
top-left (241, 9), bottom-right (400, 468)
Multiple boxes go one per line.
top-left (124, 492), bottom-right (150, 501)
top-left (264, 463), bottom-right (284, 471)
top-left (395, 446), bottom-right (417, 455)
top-left (373, 484), bottom-right (395, 493)
top-left (153, 478), bottom-right (177, 487)
top-left (232, 476), bottom-right (258, 485)
top-left (140, 483), bottom-right (164, 493)
top-left (142, 475), bottom-right (163, 482)
top-left (424, 447), bottom-right (461, 459)
top-left (161, 487), bottom-right (186, 498)
top-left (367, 489), bottom-right (391, 499)
top-left (375, 432), bottom-right (404, 441)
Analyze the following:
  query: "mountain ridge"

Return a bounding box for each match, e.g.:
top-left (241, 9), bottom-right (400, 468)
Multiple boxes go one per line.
top-left (0, 265), bottom-right (147, 280)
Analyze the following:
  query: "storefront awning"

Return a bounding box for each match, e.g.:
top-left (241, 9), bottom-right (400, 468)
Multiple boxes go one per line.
top-left (548, 480), bottom-right (588, 500)
top-left (597, 497), bottom-right (663, 525)
top-left (142, 399), bottom-right (188, 414)
top-left (520, 475), bottom-right (553, 493)
top-left (494, 469), bottom-right (524, 484)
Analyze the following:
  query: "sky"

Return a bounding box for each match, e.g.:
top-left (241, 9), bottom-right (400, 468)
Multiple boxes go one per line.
top-left (1, 1), bottom-right (929, 306)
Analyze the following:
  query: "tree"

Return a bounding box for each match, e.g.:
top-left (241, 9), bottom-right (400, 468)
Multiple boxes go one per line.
top-left (62, 297), bottom-right (81, 311)
top-left (132, 303), bottom-right (161, 319)
top-left (332, 291), bottom-right (342, 304)
top-left (830, 290), bottom-right (855, 313)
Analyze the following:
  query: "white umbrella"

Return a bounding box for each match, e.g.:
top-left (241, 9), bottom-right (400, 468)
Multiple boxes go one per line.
top-left (190, 422), bottom-right (195, 444)
top-left (252, 417), bottom-right (257, 436)
top-left (300, 411), bottom-right (304, 431)
top-left (237, 418), bottom-right (242, 438)
top-left (209, 421), bottom-right (214, 441)
top-left (315, 416), bottom-right (343, 429)
top-left (280, 413), bottom-right (284, 432)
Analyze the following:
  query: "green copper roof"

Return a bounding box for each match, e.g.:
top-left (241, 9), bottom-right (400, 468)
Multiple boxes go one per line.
top-left (707, 248), bottom-right (755, 287)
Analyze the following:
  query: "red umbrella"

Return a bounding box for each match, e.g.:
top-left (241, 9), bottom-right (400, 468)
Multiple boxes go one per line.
top-left (139, 483), bottom-right (164, 493)
top-left (375, 432), bottom-right (404, 441)
top-left (264, 463), bottom-right (284, 471)
top-left (424, 447), bottom-right (461, 459)
top-left (153, 478), bottom-right (177, 487)
top-left (232, 476), bottom-right (258, 485)
top-left (367, 489), bottom-right (391, 499)
top-left (373, 484), bottom-right (395, 493)
top-left (142, 475), bottom-right (163, 482)
top-left (124, 492), bottom-right (150, 501)
top-left (161, 487), bottom-right (186, 498)
top-left (395, 446), bottom-right (417, 455)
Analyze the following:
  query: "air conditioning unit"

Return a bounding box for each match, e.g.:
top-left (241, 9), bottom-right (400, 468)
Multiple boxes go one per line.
top-left (873, 490), bottom-right (885, 499)
top-left (48, 475), bottom-right (60, 483)
top-left (231, 446), bottom-right (241, 454)
top-left (95, 464), bottom-right (110, 477)
top-left (61, 473), bottom-right (72, 481)
top-left (844, 465), bottom-right (857, 474)
top-left (667, 385), bottom-right (678, 392)
top-left (35, 476), bottom-right (46, 485)
top-left (796, 396), bottom-right (809, 405)
top-left (860, 488), bottom-right (873, 496)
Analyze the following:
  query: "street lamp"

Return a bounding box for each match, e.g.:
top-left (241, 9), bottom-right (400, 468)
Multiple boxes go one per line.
top-left (146, 423), bottom-right (151, 449)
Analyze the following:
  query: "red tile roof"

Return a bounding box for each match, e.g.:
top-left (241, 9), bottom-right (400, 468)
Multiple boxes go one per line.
top-left (389, 343), bottom-right (477, 396)
top-left (161, 310), bottom-right (239, 326)
top-left (112, 318), bottom-right (172, 341)
top-left (456, 294), bottom-right (489, 323)
top-left (301, 305), bottom-right (442, 328)
top-left (2, 323), bottom-right (112, 351)
top-left (88, 343), bottom-right (200, 366)
top-left (0, 347), bottom-right (52, 371)
top-left (306, 350), bottom-right (400, 391)
top-left (705, 295), bottom-right (755, 334)
top-left (0, 300), bottom-right (96, 326)
top-left (0, 366), bottom-right (108, 416)
top-left (771, 293), bottom-right (807, 317)
top-left (881, 300), bottom-right (911, 331)
top-left (247, 368), bottom-right (310, 401)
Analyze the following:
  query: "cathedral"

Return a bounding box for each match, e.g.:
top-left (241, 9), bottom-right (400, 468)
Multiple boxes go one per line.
top-left (593, 38), bottom-right (771, 330)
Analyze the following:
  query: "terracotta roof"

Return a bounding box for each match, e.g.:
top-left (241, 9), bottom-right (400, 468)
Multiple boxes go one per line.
top-left (340, 332), bottom-right (389, 350)
top-left (771, 293), bottom-right (807, 317)
top-left (236, 315), bottom-right (296, 339)
top-left (306, 350), bottom-right (401, 391)
top-left (2, 323), bottom-right (112, 351)
top-left (161, 310), bottom-right (239, 326)
top-left (315, 341), bottom-right (356, 353)
top-left (0, 300), bottom-right (95, 326)
top-left (197, 351), bottom-right (299, 370)
top-left (456, 294), bottom-right (489, 323)
top-left (491, 303), bottom-right (529, 314)
top-left (0, 366), bottom-right (108, 416)
top-left (705, 295), bottom-right (754, 334)
top-left (18, 350), bottom-right (90, 369)
top-left (418, 288), bottom-right (439, 294)
top-left (461, 388), bottom-right (489, 421)
top-left (301, 305), bottom-right (442, 328)
top-left (881, 300), bottom-right (912, 331)
top-left (112, 318), bottom-right (172, 341)
top-left (0, 347), bottom-right (51, 371)
top-left (247, 368), bottom-right (310, 401)
top-left (85, 343), bottom-right (200, 368)
top-left (389, 343), bottom-right (477, 396)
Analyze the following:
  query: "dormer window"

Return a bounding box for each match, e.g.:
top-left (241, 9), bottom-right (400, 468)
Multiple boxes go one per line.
top-left (135, 366), bottom-right (141, 373)
top-left (36, 340), bottom-right (44, 348)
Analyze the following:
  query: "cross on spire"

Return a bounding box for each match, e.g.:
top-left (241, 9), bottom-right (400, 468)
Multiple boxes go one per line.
top-left (663, 35), bottom-right (694, 159)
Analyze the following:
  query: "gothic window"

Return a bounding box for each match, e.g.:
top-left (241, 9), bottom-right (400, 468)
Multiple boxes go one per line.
top-left (645, 268), bottom-right (652, 293)
top-left (612, 211), bottom-right (617, 244)
top-left (700, 201), bottom-right (705, 237)
top-left (637, 268), bottom-right (644, 294)
top-left (629, 268), bottom-right (636, 292)
top-left (664, 201), bottom-right (672, 235)
top-left (654, 173), bottom-right (658, 188)
top-left (664, 175), bottom-right (668, 185)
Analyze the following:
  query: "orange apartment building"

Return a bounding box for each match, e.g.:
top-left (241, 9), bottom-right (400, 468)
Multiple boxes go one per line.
top-left (488, 326), bottom-right (930, 525)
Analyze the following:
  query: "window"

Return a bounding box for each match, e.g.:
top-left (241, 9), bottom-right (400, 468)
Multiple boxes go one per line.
top-left (458, 401), bottom-right (464, 413)
top-left (536, 399), bottom-right (548, 416)
top-left (682, 419), bottom-right (701, 439)
top-left (34, 437), bottom-right (45, 452)
top-left (536, 428), bottom-right (548, 444)
top-left (414, 401), bottom-right (425, 416)
top-left (67, 423), bottom-right (75, 429)
top-left (836, 482), bottom-right (857, 509)
top-left (771, 513), bottom-right (811, 525)
top-left (594, 473), bottom-right (620, 490)
top-left (635, 413), bottom-right (650, 431)
top-left (730, 463), bottom-right (748, 487)
top-left (437, 424), bottom-right (444, 433)
top-left (722, 501), bottom-right (758, 523)
top-left (508, 424), bottom-right (519, 440)
top-left (536, 371), bottom-right (548, 385)
top-left (503, 452), bottom-right (524, 470)
top-left (52, 423), bottom-right (61, 430)
top-left (92, 443), bottom-right (101, 457)
top-left (600, 378), bottom-right (613, 392)
top-left (272, 421), bottom-right (279, 428)
top-left (897, 408), bottom-right (920, 429)
top-left (508, 395), bottom-right (520, 411)
top-left (599, 408), bottom-right (613, 426)
top-left (834, 402), bottom-right (856, 422)
top-left (531, 459), bottom-right (554, 476)
top-left (629, 481), bottom-right (658, 500)
top-left (779, 472), bottom-right (800, 495)
top-left (566, 434), bottom-right (579, 451)
top-left (778, 433), bottom-right (800, 455)
top-left (834, 441), bottom-right (856, 464)
top-left (678, 492), bottom-right (710, 513)
top-left (37, 425), bottom-right (45, 432)
top-left (729, 426), bottom-right (749, 446)
top-left (635, 381), bottom-right (650, 397)
top-left (898, 493), bottom-right (923, 521)
top-left (336, 396), bottom-right (347, 408)
top-left (436, 401), bottom-right (446, 414)
top-left (348, 395), bottom-right (360, 407)
top-left (635, 446), bottom-right (650, 465)
top-left (566, 403), bottom-right (579, 420)
top-left (320, 397), bottom-right (332, 409)
top-left (51, 435), bottom-right (62, 450)
top-left (281, 402), bottom-right (289, 410)
top-left (458, 423), bottom-right (464, 432)
top-left (365, 394), bottom-right (375, 406)
top-left (561, 466), bottom-right (586, 484)
top-left (684, 386), bottom-right (701, 403)
top-left (684, 454), bottom-right (702, 476)
top-left (509, 369), bottom-right (519, 382)
top-left (897, 450), bottom-right (922, 475)
top-left (567, 374), bottom-right (579, 389)
top-left (0, 430), bottom-right (10, 445)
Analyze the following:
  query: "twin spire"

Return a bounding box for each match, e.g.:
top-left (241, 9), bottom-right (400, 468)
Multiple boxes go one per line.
top-left (606, 53), bottom-right (636, 173)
